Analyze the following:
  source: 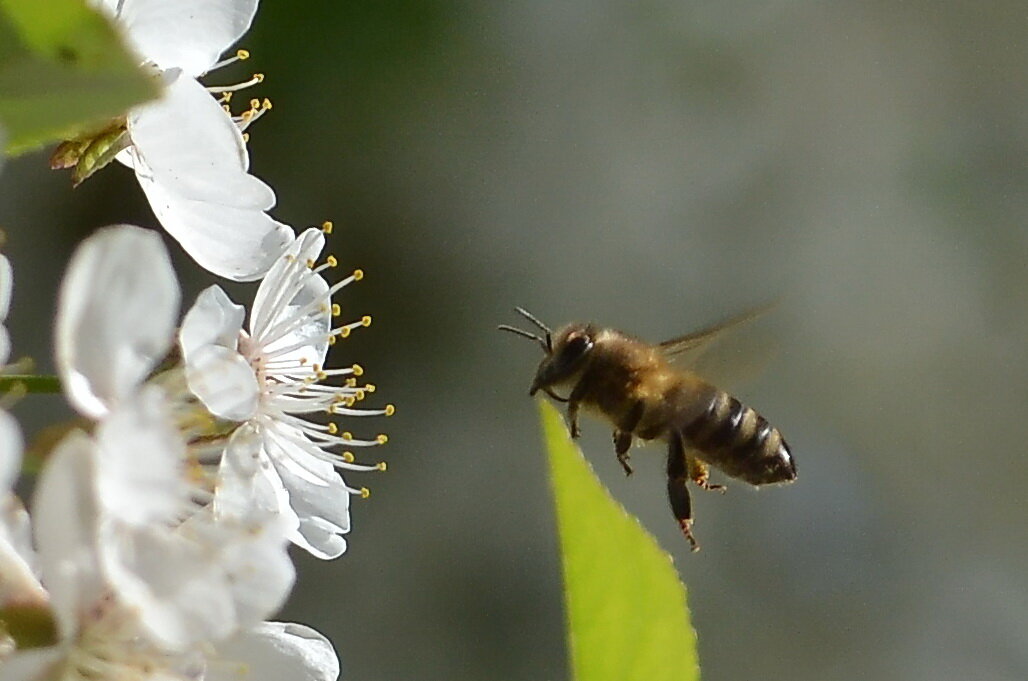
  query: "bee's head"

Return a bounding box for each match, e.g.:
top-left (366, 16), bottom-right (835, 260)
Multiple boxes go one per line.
top-left (498, 309), bottom-right (596, 396)
top-left (529, 324), bottom-right (595, 395)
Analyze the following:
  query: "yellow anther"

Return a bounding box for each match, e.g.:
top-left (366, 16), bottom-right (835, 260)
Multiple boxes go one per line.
top-left (352, 268), bottom-right (364, 281)
top-left (361, 315), bottom-right (372, 327)
top-left (376, 434), bottom-right (389, 445)
top-left (262, 98), bottom-right (272, 110)
top-left (327, 404), bottom-right (337, 414)
top-left (241, 132), bottom-right (250, 142)
top-left (342, 431), bottom-right (353, 441)
top-left (354, 390), bottom-right (365, 401)
top-left (377, 462), bottom-right (388, 471)
top-left (249, 98), bottom-right (260, 110)
top-left (327, 423), bottom-right (338, 435)
top-left (328, 335), bottom-right (337, 345)
top-left (253, 73), bottom-right (265, 83)
top-left (221, 92), bottom-right (233, 103)
top-left (352, 364), bottom-right (364, 377)
top-left (343, 396), bottom-right (356, 407)
top-left (222, 104), bottom-right (232, 113)
top-left (342, 451), bottom-right (355, 463)
top-left (322, 221), bottom-right (334, 234)
top-left (345, 377), bottom-right (357, 387)
top-left (364, 383), bottom-right (376, 393)
top-left (331, 303), bottom-right (341, 316)
top-left (360, 488), bottom-right (370, 499)
top-left (326, 255), bottom-right (338, 268)
top-left (340, 327), bottom-right (351, 339)
top-left (384, 404), bottom-right (396, 416)
top-left (236, 49), bottom-right (250, 60)
top-left (305, 258), bottom-right (315, 268)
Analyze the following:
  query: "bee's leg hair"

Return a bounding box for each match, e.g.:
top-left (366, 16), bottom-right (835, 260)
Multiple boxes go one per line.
top-left (687, 453), bottom-right (726, 494)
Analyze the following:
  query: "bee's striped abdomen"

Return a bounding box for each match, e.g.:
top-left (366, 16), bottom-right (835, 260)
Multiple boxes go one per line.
top-left (680, 390), bottom-right (796, 485)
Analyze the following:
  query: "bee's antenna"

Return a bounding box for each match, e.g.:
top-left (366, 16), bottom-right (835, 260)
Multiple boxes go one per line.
top-left (514, 307), bottom-right (551, 334)
top-left (513, 307), bottom-right (553, 351)
top-left (497, 324), bottom-right (549, 353)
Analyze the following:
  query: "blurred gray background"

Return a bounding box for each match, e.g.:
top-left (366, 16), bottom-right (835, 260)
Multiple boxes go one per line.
top-left (2, 1), bottom-right (1026, 680)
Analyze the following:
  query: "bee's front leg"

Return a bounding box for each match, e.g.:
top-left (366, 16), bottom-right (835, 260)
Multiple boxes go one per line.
top-left (613, 401), bottom-right (644, 476)
top-left (668, 431), bottom-right (700, 552)
top-left (565, 380), bottom-right (588, 439)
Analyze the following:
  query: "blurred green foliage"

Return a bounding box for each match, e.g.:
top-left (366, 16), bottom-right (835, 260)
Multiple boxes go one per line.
top-left (0, 0), bottom-right (156, 155)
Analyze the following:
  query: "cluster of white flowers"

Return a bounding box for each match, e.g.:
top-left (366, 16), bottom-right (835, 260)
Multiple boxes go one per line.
top-left (0, 2), bottom-right (390, 680)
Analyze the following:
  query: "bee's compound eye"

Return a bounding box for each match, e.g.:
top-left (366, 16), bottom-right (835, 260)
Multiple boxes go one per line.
top-left (564, 333), bottom-right (593, 359)
top-left (567, 335), bottom-right (587, 351)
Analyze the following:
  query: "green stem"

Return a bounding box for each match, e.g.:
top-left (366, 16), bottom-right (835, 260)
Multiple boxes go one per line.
top-left (0, 375), bottom-right (61, 394)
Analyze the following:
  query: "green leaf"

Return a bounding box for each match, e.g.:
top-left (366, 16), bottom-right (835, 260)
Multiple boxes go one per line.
top-left (540, 400), bottom-right (700, 681)
top-left (0, 0), bottom-right (158, 156)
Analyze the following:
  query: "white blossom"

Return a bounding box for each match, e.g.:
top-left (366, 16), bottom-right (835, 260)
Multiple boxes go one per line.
top-left (89, 0), bottom-right (293, 281)
top-left (180, 227), bottom-right (391, 559)
top-left (0, 401), bottom-right (302, 680)
top-left (55, 225), bottom-right (179, 419)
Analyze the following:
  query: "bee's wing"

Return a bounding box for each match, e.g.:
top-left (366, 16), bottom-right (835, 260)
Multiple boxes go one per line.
top-left (659, 303), bottom-right (775, 369)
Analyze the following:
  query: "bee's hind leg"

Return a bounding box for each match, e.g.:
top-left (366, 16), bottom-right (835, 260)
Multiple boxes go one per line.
top-left (612, 401), bottom-right (644, 476)
top-left (668, 431), bottom-right (700, 551)
top-left (687, 453), bottom-right (726, 494)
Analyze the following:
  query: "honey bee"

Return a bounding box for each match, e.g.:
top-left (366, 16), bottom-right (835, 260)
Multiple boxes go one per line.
top-left (499, 307), bottom-right (796, 551)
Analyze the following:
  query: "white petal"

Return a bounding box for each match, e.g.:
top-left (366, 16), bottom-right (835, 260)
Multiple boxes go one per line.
top-left (180, 286), bottom-right (245, 360)
top-left (0, 412), bottom-right (35, 608)
top-left (208, 623), bottom-right (340, 681)
top-left (129, 77), bottom-right (270, 204)
top-left (93, 387), bottom-right (189, 527)
top-left (141, 183), bottom-right (293, 281)
top-left (110, 0), bottom-right (258, 78)
top-left (0, 240), bottom-right (12, 366)
top-left (127, 78), bottom-right (293, 281)
top-left (0, 253), bottom-right (13, 321)
top-left (101, 523), bottom-right (236, 649)
top-left (0, 645), bottom-right (68, 681)
top-left (216, 427), bottom-right (294, 523)
top-left (0, 327), bottom-right (10, 369)
top-left (292, 518), bottom-right (347, 561)
top-left (0, 247), bottom-right (11, 364)
top-left (260, 271), bottom-right (331, 368)
top-left (185, 344), bottom-right (260, 421)
top-left (0, 495), bottom-right (46, 609)
top-left (102, 513), bottom-right (295, 650)
top-left (31, 432), bottom-right (104, 640)
top-left (263, 426), bottom-right (351, 560)
top-left (55, 225), bottom-right (179, 418)
top-left (251, 229), bottom-right (326, 336)
top-left (0, 409), bottom-right (22, 493)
